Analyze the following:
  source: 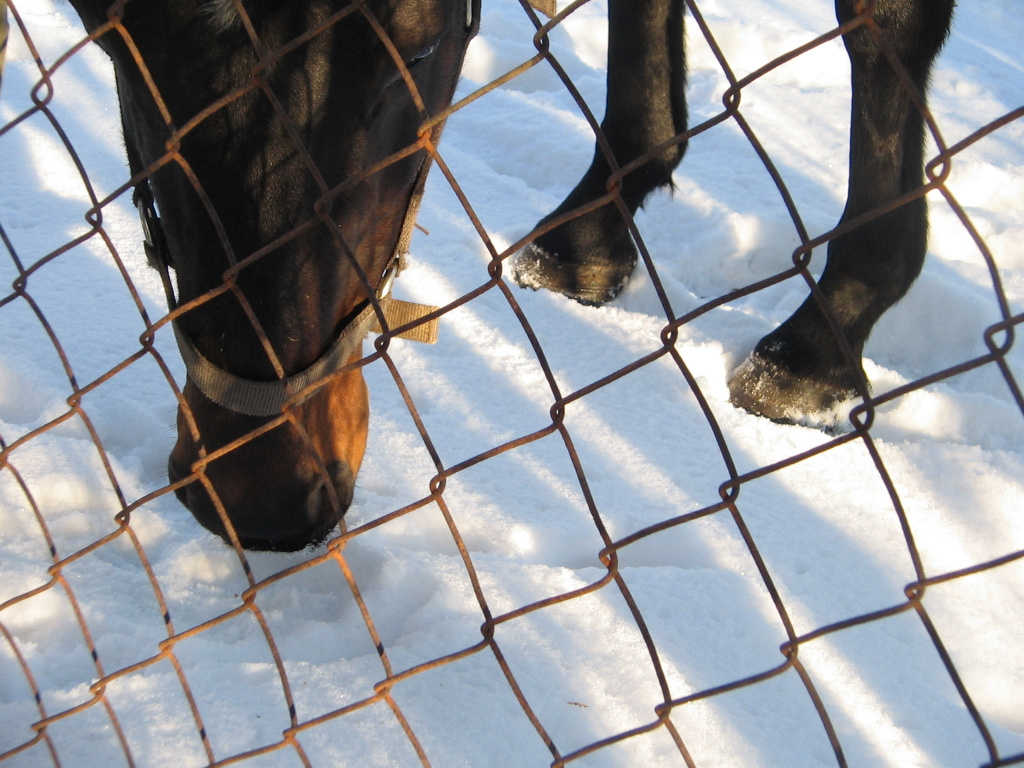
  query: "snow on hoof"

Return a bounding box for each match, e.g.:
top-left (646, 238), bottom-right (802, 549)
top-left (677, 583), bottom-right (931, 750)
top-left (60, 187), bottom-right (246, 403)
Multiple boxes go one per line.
top-left (728, 350), bottom-right (861, 432)
top-left (509, 242), bottom-right (634, 307)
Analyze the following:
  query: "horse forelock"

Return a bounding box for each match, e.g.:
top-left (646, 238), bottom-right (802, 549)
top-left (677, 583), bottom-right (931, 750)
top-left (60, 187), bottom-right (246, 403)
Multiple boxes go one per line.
top-left (203, 0), bottom-right (244, 33)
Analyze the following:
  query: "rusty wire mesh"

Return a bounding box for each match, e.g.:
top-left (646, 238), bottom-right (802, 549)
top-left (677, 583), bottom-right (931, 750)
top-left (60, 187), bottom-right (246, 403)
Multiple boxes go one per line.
top-left (1, 0), bottom-right (1023, 766)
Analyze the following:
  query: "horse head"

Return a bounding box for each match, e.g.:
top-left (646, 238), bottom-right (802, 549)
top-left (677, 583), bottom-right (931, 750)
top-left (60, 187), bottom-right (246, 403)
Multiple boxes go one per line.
top-left (71, 0), bottom-right (476, 550)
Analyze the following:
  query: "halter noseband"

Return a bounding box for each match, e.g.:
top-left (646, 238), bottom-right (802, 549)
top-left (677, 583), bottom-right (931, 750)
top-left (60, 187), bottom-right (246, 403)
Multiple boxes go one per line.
top-left (170, 258), bottom-right (420, 418)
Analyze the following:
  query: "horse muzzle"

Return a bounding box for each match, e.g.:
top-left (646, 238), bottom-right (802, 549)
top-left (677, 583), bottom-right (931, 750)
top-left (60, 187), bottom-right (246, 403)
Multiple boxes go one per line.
top-left (169, 456), bottom-right (356, 552)
top-left (168, 371), bottom-right (369, 552)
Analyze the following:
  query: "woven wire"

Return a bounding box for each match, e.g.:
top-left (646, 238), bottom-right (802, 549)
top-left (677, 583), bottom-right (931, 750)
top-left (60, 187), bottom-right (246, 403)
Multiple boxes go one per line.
top-left (1, 0), bottom-right (1022, 766)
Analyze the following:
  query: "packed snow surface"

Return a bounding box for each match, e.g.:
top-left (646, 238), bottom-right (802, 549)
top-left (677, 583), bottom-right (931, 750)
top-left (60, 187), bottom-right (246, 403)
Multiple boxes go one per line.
top-left (1, 1), bottom-right (1022, 767)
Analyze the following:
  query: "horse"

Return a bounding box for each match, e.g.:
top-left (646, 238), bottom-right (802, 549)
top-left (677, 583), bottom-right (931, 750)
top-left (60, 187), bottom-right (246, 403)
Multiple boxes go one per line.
top-left (511, 0), bottom-right (955, 423)
top-left (65, 0), bottom-right (952, 551)
top-left (67, 0), bottom-right (479, 551)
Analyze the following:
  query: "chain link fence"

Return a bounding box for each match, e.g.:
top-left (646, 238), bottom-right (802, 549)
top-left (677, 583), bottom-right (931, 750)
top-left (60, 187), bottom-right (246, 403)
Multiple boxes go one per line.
top-left (1, 0), bottom-right (1023, 766)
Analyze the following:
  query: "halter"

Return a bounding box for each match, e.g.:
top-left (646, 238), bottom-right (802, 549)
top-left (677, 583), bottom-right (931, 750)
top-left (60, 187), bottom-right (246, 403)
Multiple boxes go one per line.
top-left (133, 1), bottom-right (481, 417)
top-left (136, 149), bottom-right (440, 417)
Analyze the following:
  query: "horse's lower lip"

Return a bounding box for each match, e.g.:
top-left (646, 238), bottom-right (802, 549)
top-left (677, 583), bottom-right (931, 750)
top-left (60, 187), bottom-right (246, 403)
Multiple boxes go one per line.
top-left (166, 458), bottom-right (352, 551)
top-left (180, 489), bottom-right (342, 551)
top-left (235, 529), bottom-right (333, 552)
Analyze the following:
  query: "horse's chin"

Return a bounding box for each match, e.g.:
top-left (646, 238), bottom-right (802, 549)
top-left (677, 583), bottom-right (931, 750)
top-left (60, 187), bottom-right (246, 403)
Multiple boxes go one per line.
top-left (228, 526), bottom-right (337, 554)
top-left (169, 458), bottom-right (355, 552)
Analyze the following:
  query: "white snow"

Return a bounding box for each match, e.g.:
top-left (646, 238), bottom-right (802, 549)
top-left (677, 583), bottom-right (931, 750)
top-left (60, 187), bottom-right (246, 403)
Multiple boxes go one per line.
top-left (1, 1), bottom-right (1022, 767)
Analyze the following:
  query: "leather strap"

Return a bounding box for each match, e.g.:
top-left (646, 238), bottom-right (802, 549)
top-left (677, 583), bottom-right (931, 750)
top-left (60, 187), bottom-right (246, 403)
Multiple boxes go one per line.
top-left (174, 301), bottom-right (377, 417)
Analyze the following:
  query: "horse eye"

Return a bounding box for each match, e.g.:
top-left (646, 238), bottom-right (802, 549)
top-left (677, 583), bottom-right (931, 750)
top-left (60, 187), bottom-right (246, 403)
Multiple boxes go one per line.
top-left (406, 40), bottom-right (439, 68)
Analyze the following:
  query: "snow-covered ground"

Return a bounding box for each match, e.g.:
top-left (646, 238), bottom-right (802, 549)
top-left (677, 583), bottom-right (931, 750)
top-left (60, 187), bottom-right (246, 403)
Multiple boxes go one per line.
top-left (1, 1), bottom-right (1022, 766)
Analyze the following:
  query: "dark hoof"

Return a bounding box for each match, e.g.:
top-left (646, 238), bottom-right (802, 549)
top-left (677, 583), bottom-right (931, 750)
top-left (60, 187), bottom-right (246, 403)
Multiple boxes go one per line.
top-left (728, 349), bottom-right (861, 431)
top-left (510, 242), bottom-right (636, 306)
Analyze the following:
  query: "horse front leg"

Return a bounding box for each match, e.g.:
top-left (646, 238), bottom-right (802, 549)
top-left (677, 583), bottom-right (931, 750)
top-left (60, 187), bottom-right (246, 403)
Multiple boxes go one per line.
top-left (729, 0), bottom-right (955, 423)
top-left (511, 0), bottom-right (687, 305)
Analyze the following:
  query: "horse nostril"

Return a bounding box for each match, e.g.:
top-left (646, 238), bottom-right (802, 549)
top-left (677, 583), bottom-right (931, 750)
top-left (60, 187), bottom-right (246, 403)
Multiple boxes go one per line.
top-left (305, 477), bottom-right (328, 522)
top-left (168, 458), bottom-right (190, 507)
top-left (309, 461), bottom-right (356, 525)
top-left (328, 461), bottom-right (355, 503)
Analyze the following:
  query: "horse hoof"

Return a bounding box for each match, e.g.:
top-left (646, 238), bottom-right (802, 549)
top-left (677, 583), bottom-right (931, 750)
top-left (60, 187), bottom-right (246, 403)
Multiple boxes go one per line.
top-left (509, 242), bottom-right (635, 306)
top-left (727, 349), bottom-right (860, 430)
